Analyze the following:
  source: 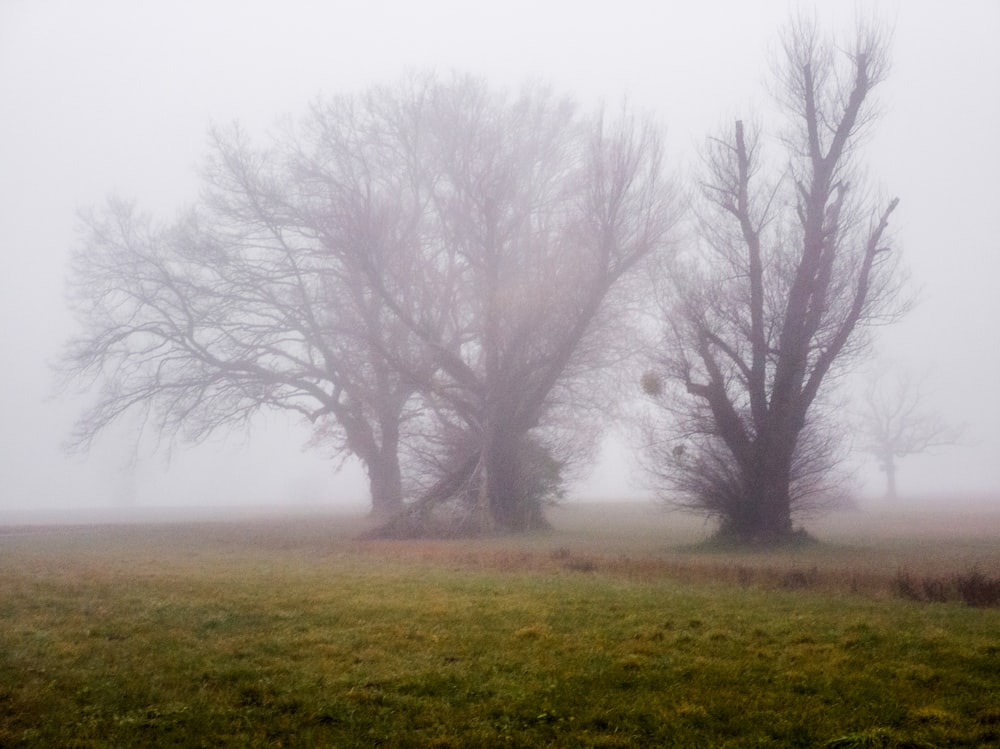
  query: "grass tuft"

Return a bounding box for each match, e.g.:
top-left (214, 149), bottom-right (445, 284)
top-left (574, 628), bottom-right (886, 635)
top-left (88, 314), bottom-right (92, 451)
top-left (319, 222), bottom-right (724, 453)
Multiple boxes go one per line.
top-left (824, 726), bottom-right (937, 748)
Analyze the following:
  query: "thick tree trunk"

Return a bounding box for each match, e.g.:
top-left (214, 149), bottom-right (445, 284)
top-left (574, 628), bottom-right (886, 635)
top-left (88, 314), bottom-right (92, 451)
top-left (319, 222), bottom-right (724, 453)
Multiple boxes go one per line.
top-left (367, 450), bottom-right (403, 519)
top-left (723, 435), bottom-right (796, 545)
top-left (482, 431), bottom-right (551, 533)
top-left (754, 481), bottom-right (794, 542)
top-left (728, 481), bottom-right (793, 544)
top-left (365, 412), bottom-right (404, 519)
top-left (760, 441), bottom-right (794, 540)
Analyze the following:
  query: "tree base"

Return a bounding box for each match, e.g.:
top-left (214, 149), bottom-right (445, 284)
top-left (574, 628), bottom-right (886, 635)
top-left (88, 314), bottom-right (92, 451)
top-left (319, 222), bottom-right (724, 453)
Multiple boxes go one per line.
top-left (701, 524), bottom-right (819, 550)
top-left (358, 501), bottom-right (552, 540)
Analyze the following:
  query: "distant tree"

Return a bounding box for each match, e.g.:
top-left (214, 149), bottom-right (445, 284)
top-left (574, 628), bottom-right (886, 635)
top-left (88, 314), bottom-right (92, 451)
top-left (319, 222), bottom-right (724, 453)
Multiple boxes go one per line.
top-left (858, 366), bottom-right (963, 498)
top-left (642, 17), bottom-right (906, 544)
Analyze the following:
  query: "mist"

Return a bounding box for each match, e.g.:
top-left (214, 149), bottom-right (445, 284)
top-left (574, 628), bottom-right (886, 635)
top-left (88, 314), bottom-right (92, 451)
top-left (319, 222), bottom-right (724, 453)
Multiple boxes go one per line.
top-left (2, 0), bottom-right (998, 519)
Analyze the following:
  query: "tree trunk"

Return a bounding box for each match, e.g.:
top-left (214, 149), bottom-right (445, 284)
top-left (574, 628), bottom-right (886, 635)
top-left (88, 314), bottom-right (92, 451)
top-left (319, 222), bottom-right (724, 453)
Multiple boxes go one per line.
top-left (482, 429), bottom-right (551, 533)
top-left (726, 436), bottom-right (796, 544)
top-left (367, 449), bottom-right (403, 519)
top-left (884, 456), bottom-right (897, 499)
top-left (365, 411), bottom-right (404, 519)
top-left (733, 482), bottom-right (793, 543)
top-left (756, 479), bottom-right (794, 542)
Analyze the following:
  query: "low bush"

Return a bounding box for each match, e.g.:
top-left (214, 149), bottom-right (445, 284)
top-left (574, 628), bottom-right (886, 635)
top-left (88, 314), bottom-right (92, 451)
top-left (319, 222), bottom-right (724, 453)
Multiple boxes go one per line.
top-left (893, 567), bottom-right (1000, 607)
top-left (954, 568), bottom-right (1000, 607)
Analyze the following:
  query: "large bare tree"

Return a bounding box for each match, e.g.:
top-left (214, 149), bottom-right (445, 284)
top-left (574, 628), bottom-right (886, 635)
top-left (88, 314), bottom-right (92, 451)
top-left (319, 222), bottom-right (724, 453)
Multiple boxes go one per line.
top-left (356, 80), bottom-right (677, 535)
top-left (60, 115), bottom-right (428, 517)
top-left (642, 19), bottom-right (905, 543)
top-left (61, 75), bottom-right (675, 531)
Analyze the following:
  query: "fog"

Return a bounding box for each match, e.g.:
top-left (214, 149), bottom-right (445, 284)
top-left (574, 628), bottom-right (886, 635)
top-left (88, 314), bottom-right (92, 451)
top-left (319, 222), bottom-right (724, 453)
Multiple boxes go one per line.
top-left (1, 0), bottom-right (998, 517)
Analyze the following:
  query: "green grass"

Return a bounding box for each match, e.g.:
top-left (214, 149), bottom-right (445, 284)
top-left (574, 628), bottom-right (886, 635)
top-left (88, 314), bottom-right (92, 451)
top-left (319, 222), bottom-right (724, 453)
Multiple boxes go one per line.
top-left (2, 505), bottom-right (1000, 747)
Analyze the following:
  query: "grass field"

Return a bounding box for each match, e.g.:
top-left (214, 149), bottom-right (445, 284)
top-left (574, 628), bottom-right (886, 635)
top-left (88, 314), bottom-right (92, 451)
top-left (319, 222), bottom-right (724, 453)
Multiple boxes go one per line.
top-left (2, 501), bottom-right (1000, 747)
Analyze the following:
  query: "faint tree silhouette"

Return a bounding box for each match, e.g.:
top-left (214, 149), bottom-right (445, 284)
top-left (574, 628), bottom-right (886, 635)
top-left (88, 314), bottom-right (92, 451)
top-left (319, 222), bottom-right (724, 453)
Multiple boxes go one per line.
top-left (858, 366), bottom-right (963, 498)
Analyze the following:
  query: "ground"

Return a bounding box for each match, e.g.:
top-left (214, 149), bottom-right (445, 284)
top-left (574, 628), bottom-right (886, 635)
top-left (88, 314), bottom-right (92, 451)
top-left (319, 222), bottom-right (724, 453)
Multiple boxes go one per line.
top-left (2, 497), bottom-right (999, 747)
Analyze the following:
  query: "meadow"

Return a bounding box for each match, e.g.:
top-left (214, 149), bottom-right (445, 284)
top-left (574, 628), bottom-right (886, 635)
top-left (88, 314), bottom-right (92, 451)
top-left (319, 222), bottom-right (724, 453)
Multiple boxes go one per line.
top-left (2, 501), bottom-right (999, 747)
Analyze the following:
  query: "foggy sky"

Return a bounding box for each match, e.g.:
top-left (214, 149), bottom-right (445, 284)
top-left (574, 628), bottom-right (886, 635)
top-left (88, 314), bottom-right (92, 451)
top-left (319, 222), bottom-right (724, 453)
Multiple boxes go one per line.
top-left (1, 0), bottom-right (998, 513)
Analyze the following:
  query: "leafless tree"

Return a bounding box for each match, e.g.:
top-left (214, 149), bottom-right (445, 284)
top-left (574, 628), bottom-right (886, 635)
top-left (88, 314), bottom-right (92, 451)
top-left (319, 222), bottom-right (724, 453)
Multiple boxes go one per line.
top-left (60, 75), bottom-right (676, 531)
top-left (59, 112), bottom-right (429, 517)
top-left (642, 17), bottom-right (906, 544)
top-left (858, 366), bottom-right (963, 498)
top-left (360, 80), bottom-right (677, 535)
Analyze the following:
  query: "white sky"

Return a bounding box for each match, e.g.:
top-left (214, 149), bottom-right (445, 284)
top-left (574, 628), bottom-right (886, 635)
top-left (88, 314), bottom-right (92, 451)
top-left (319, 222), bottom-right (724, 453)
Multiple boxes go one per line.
top-left (1, 0), bottom-right (998, 513)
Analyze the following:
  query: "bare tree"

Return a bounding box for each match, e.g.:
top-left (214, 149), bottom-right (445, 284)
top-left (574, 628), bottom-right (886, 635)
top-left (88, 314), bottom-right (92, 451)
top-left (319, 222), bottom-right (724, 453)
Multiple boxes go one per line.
top-left (858, 366), bottom-right (963, 498)
top-left (59, 114), bottom-right (428, 517)
top-left (642, 18), bottom-right (905, 544)
top-left (360, 81), bottom-right (677, 535)
top-left (60, 75), bottom-right (675, 531)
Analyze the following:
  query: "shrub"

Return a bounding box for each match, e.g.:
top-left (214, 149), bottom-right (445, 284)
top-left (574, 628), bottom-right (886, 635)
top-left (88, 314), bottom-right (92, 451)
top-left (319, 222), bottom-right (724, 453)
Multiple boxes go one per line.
top-left (893, 568), bottom-right (1000, 607)
top-left (954, 569), bottom-right (1000, 608)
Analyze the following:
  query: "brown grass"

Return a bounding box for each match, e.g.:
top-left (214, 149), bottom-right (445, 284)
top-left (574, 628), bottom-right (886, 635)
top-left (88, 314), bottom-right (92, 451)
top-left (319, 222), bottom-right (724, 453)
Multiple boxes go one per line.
top-left (346, 500), bottom-right (1000, 603)
top-left (4, 499), bottom-right (999, 605)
